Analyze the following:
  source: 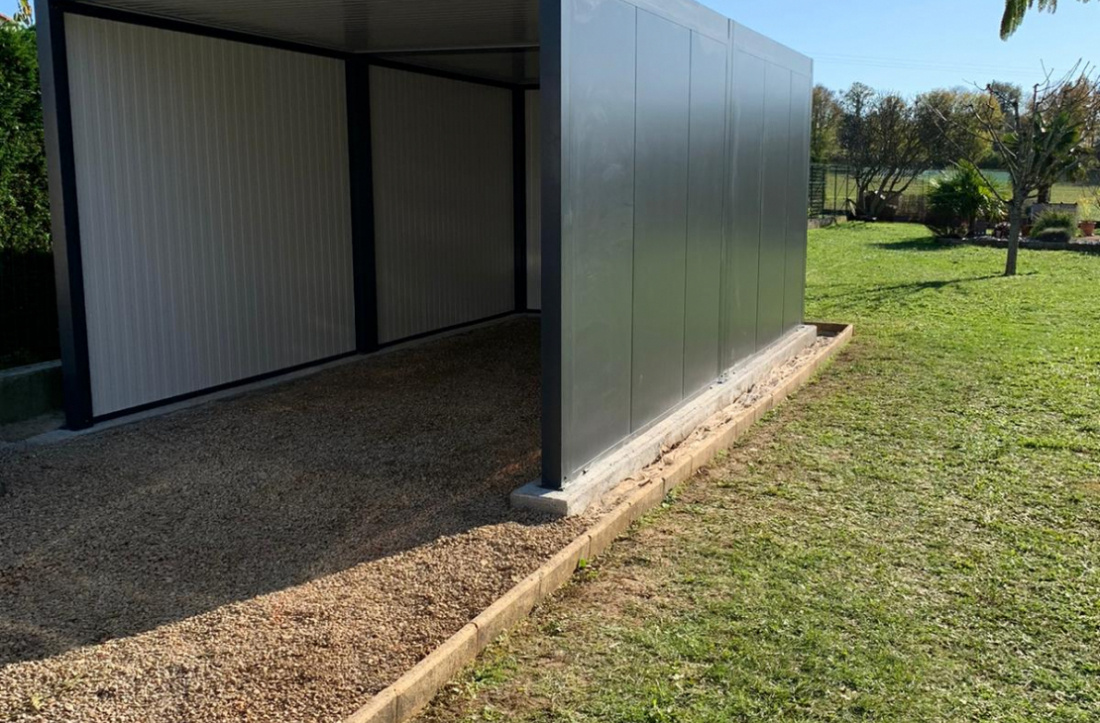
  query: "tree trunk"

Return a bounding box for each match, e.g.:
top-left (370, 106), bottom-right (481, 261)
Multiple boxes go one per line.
top-left (1037, 184), bottom-right (1052, 205)
top-left (1006, 202), bottom-right (1024, 277)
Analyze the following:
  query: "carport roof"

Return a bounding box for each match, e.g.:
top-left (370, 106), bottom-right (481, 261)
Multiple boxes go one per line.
top-left (68, 0), bottom-right (540, 54)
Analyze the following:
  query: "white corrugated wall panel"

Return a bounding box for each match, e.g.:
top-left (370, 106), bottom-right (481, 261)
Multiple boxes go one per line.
top-left (66, 15), bottom-right (355, 417)
top-left (370, 66), bottom-right (514, 343)
top-left (525, 89), bottom-right (541, 311)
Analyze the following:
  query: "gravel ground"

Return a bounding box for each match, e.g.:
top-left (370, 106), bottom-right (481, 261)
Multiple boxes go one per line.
top-left (0, 319), bottom-right (590, 723)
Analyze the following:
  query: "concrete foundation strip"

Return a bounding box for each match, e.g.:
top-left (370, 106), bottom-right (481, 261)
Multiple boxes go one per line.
top-left (345, 322), bottom-right (854, 723)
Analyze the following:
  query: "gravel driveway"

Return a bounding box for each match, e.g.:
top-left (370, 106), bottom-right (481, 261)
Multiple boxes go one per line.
top-left (0, 318), bottom-right (589, 722)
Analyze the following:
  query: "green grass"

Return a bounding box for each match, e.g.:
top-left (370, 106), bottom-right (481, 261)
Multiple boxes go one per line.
top-left (819, 167), bottom-right (1096, 212)
top-left (421, 223), bottom-right (1100, 723)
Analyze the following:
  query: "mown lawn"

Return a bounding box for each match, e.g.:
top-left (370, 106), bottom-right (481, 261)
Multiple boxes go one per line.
top-left (419, 223), bottom-right (1100, 723)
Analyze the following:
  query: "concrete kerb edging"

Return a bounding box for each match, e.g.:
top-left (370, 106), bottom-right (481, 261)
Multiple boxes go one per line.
top-left (343, 322), bottom-right (854, 723)
top-left (512, 324), bottom-right (820, 515)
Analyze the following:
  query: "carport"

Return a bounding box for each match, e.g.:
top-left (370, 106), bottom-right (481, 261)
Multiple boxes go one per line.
top-left (37, 0), bottom-right (812, 503)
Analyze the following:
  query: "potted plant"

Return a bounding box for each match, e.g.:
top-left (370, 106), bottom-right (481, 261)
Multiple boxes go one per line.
top-left (1077, 196), bottom-right (1098, 237)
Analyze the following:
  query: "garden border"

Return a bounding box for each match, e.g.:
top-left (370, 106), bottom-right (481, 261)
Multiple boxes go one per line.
top-left (344, 321), bottom-right (854, 723)
top-left (936, 236), bottom-right (1100, 253)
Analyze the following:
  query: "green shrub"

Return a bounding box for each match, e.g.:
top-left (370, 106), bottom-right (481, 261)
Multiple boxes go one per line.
top-left (1033, 227), bottom-right (1073, 243)
top-left (1032, 209), bottom-right (1077, 238)
top-left (925, 162), bottom-right (1004, 238)
top-left (0, 21), bottom-right (51, 254)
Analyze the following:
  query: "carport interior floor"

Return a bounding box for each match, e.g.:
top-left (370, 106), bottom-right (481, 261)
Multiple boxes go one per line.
top-left (0, 317), bottom-right (590, 722)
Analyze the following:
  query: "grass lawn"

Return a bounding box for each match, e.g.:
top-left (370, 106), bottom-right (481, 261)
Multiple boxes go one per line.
top-left (419, 223), bottom-right (1100, 723)
top-left (819, 167), bottom-right (1096, 212)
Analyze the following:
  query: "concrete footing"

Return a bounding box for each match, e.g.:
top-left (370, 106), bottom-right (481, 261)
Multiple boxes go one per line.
top-left (512, 324), bottom-right (819, 516)
top-left (0, 361), bottom-right (63, 425)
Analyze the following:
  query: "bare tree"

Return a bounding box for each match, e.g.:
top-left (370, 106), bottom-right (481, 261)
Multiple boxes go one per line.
top-left (839, 85), bottom-right (927, 217)
top-left (837, 84), bottom-right (980, 218)
top-left (937, 66), bottom-right (1098, 275)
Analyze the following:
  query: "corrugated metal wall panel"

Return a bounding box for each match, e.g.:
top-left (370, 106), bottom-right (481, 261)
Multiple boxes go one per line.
top-left (370, 66), bottom-right (515, 344)
top-left (630, 10), bottom-right (691, 432)
top-left (65, 15), bottom-right (354, 417)
top-left (722, 49), bottom-right (766, 367)
top-left (784, 72), bottom-right (812, 330)
top-left (552, 1), bottom-right (811, 487)
top-left (683, 31), bottom-right (727, 397)
top-left (755, 61), bottom-right (792, 348)
top-left (560, 0), bottom-right (637, 479)
top-left (526, 89), bottom-right (542, 311)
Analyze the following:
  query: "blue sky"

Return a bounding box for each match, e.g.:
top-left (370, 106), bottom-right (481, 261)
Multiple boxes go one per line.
top-left (715, 0), bottom-right (1098, 95)
top-left (5, 0), bottom-right (1096, 96)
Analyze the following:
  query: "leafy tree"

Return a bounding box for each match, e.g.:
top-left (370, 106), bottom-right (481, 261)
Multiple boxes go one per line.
top-left (811, 85), bottom-right (842, 164)
top-left (926, 161), bottom-right (1005, 238)
top-left (1001, 0), bottom-right (1093, 39)
top-left (0, 16), bottom-right (51, 253)
top-left (934, 67), bottom-right (1099, 275)
top-left (920, 89), bottom-right (997, 164)
top-left (837, 83), bottom-right (983, 218)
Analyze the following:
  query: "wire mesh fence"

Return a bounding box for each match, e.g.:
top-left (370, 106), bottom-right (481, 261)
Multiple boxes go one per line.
top-left (808, 165), bottom-right (1100, 221)
top-left (809, 164), bottom-right (933, 221)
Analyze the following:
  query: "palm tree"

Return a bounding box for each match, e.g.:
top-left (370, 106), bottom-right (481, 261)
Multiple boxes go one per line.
top-left (1, 1), bottom-right (31, 25)
top-left (1001, 0), bottom-right (1092, 39)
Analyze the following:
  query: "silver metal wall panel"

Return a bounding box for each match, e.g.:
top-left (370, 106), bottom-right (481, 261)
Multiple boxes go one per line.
top-left (683, 31), bottom-right (727, 397)
top-left (722, 49), bottom-right (766, 366)
top-left (560, 0), bottom-right (637, 479)
top-left (550, 0), bottom-right (811, 487)
top-left (755, 61), bottom-right (792, 348)
top-left (629, 0), bottom-right (728, 42)
top-left (630, 10), bottom-right (691, 431)
top-left (731, 21), bottom-right (813, 79)
top-left (369, 66), bottom-right (515, 343)
top-left (784, 72), bottom-right (812, 330)
top-left (526, 89), bottom-right (542, 311)
top-left (65, 15), bottom-right (355, 417)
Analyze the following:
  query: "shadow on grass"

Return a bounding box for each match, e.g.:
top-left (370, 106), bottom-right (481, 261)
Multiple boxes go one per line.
top-left (814, 273), bottom-right (1018, 307)
top-left (871, 237), bottom-right (956, 252)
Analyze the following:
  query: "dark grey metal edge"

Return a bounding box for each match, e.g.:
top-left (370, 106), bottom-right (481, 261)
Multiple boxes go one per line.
top-left (55, 0), bottom-right (539, 90)
top-left (36, 0), bottom-right (93, 430)
top-left (346, 55), bottom-right (380, 354)
top-left (539, 0), bottom-right (563, 489)
top-left (512, 89), bottom-right (529, 313)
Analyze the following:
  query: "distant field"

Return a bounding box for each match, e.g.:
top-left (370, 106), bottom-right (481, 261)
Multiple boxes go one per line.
top-left (819, 167), bottom-right (1097, 213)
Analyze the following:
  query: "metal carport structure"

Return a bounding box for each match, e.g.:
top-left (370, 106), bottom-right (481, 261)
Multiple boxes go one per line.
top-left (36, 0), bottom-right (812, 497)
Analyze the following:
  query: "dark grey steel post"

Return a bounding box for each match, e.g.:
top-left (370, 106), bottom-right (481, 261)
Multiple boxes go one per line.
top-left (36, 0), bottom-right (93, 429)
top-left (346, 56), bottom-right (379, 353)
top-left (512, 88), bottom-right (528, 312)
top-left (539, 0), bottom-right (563, 488)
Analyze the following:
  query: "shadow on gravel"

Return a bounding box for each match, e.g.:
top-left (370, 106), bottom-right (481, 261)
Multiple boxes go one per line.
top-left (0, 319), bottom-right (549, 666)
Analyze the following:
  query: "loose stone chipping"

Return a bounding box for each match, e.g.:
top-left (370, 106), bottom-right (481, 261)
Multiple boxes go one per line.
top-left (0, 318), bottom-right (848, 723)
top-left (0, 320), bottom-right (590, 723)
